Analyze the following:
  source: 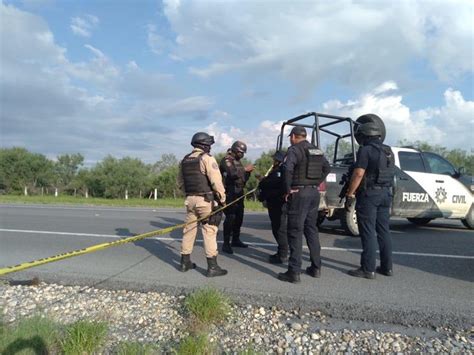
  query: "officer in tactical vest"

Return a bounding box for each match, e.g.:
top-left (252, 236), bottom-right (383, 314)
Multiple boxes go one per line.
top-left (219, 141), bottom-right (254, 254)
top-left (345, 114), bottom-right (395, 279)
top-left (177, 132), bottom-right (227, 277)
top-left (258, 151), bottom-right (289, 264)
top-left (278, 126), bottom-right (331, 283)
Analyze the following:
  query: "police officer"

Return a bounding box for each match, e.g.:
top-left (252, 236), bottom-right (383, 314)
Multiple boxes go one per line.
top-left (345, 114), bottom-right (395, 279)
top-left (219, 141), bottom-right (254, 254)
top-left (258, 151), bottom-right (289, 263)
top-left (278, 126), bottom-right (330, 283)
top-left (177, 132), bottom-right (227, 277)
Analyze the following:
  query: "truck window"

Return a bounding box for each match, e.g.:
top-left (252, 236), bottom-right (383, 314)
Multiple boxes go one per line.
top-left (398, 152), bottom-right (426, 172)
top-left (422, 152), bottom-right (457, 176)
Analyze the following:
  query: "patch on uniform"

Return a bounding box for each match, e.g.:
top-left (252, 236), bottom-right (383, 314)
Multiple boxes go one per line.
top-left (308, 148), bottom-right (323, 156)
top-left (226, 161), bottom-right (233, 167)
top-left (212, 162), bottom-right (218, 170)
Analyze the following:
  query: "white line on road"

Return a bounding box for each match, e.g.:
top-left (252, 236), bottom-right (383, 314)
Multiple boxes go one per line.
top-left (1, 228), bottom-right (473, 260)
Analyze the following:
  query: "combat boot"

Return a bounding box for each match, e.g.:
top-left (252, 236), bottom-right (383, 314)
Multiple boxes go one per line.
top-left (231, 236), bottom-right (248, 248)
top-left (269, 253), bottom-right (288, 264)
top-left (180, 254), bottom-right (196, 272)
top-left (277, 270), bottom-right (301, 284)
top-left (206, 256), bottom-right (228, 277)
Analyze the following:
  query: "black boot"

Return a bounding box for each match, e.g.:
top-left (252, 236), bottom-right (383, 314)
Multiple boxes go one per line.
top-left (305, 266), bottom-right (321, 278)
top-left (180, 254), bottom-right (196, 272)
top-left (269, 253), bottom-right (288, 264)
top-left (231, 236), bottom-right (248, 248)
top-left (348, 268), bottom-right (375, 279)
top-left (222, 235), bottom-right (233, 254)
top-left (206, 256), bottom-right (228, 277)
top-left (277, 270), bottom-right (301, 284)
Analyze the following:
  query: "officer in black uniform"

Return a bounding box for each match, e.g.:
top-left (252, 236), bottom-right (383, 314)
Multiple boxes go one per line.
top-left (219, 141), bottom-right (254, 254)
top-left (345, 114), bottom-right (395, 279)
top-left (258, 151), bottom-right (289, 264)
top-left (278, 126), bottom-right (330, 283)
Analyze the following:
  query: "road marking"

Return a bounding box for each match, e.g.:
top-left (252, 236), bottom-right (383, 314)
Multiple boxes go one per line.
top-left (0, 204), bottom-right (182, 213)
top-left (2, 228), bottom-right (473, 260)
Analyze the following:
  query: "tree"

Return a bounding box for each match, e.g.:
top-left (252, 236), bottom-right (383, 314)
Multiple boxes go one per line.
top-left (54, 153), bottom-right (84, 192)
top-left (152, 153), bottom-right (178, 174)
top-left (0, 147), bottom-right (54, 193)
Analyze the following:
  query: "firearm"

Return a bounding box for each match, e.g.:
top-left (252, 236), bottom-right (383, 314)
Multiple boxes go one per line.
top-left (338, 164), bottom-right (355, 203)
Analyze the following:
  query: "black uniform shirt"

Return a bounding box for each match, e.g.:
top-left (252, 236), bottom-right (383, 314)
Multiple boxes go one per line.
top-left (259, 164), bottom-right (284, 202)
top-left (283, 140), bottom-right (331, 194)
top-left (354, 138), bottom-right (383, 173)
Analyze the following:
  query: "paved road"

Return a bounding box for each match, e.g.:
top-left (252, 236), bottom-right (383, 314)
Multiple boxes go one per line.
top-left (1, 204), bottom-right (473, 329)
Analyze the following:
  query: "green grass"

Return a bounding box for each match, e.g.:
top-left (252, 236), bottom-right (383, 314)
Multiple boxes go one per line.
top-left (175, 334), bottom-right (215, 355)
top-left (0, 315), bottom-right (60, 354)
top-left (184, 287), bottom-right (231, 327)
top-left (115, 341), bottom-right (157, 355)
top-left (0, 195), bottom-right (265, 211)
top-left (60, 320), bottom-right (108, 354)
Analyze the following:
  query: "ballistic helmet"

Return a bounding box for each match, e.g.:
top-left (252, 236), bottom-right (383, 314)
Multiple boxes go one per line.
top-left (354, 122), bottom-right (383, 145)
top-left (231, 141), bottom-right (247, 154)
top-left (191, 132), bottom-right (215, 147)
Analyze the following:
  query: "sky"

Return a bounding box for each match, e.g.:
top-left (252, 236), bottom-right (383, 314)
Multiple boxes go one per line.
top-left (0, 0), bottom-right (473, 165)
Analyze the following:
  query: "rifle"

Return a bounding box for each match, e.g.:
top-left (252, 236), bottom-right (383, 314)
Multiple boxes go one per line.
top-left (338, 164), bottom-right (354, 203)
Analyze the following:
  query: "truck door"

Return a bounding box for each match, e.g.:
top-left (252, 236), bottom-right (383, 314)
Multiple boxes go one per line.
top-left (392, 151), bottom-right (441, 218)
top-left (421, 152), bottom-right (472, 218)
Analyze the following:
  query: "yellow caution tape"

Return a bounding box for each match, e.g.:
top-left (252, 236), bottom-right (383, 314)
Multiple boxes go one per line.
top-left (0, 165), bottom-right (273, 276)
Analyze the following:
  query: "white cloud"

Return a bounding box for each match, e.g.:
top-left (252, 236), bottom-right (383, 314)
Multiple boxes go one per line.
top-left (0, 3), bottom-right (216, 163)
top-left (70, 14), bottom-right (99, 38)
top-left (204, 83), bottom-right (473, 158)
top-left (163, 0), bottom-right (473, 90)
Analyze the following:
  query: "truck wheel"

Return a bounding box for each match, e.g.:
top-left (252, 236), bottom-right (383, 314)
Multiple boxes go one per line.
top-left (407, 217), bottom-right (433, 226)
top-left (461, 205), bottom-right (474, 229)
top-left (340, 207), bottom-right (359, 237)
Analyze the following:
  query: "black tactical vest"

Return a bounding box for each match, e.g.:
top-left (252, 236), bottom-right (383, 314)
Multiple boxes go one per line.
top-left (292, 141), bottom-right (325, 186)
top-left (365, 143), bottom-right (395, 187)
top-left (181, 152), bottom-right (212, 195)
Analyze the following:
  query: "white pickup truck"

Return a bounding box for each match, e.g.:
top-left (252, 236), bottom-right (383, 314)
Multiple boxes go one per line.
top-left (276, 112), bottom-right (474, 236)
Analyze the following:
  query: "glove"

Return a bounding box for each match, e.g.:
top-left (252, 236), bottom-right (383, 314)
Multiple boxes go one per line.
top-left (344, 195), bottom-right (356, 212)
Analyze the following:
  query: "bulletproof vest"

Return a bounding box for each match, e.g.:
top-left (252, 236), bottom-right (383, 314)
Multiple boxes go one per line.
top-left (292, 141), bottom-right (325, 186)
top-left (220, 154), bottom-right (246, 192)
top-left (365, 142), bottom-right (395, 187)
top-left (181, 152), bottom-right (212, 195)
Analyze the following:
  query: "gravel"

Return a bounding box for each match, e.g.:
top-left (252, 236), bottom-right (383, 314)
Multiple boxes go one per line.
top-left (1, 282), bottom-right (473, 353)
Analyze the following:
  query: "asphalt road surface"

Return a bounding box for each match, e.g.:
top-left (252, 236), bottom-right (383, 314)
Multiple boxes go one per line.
top-left (1, 204), bottom-right (473, 329)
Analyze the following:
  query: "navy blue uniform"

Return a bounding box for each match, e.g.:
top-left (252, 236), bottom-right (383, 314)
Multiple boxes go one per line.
top-left (258, 164), bottom-right (288, 258)
top-left (283, 141), bottom-right (331, 274)
top-left (219, 151), bottom-right (250, 246)
top-left (354, 138), bottom-right (394, 273)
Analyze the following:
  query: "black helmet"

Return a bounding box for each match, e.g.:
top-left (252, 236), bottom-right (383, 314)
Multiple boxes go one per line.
top-left (355, 122), bottom-right (383, 145)
top-left (191, 132), bottom-right (215, 147)
top-left (231, 141), bottom-right (247, 154)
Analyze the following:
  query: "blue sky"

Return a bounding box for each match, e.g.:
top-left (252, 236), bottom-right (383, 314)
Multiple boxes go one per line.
top-left (1, 0), bottom-right (473, 165)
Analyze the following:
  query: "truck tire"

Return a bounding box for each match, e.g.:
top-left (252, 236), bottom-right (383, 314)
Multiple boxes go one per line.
top-left (356, 114), bottom-right (386, 143)
top-left (461, 204), bottom-right (474, 229)
top-left (407, 217), bottom-right (433, 226)
top-left (340, 207), bottom-right (359, 237)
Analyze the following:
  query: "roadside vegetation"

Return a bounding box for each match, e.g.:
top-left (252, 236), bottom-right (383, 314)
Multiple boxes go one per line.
top-left (0, 287), bottom-right (238, 354)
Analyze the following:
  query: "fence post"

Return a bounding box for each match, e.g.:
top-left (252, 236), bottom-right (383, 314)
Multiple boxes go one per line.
top-left (154, 188), bottom-right (157, 200)
top-left (85, 189), bottom-right (89, 198)
top-left (55, 188), bottom-right (58, 197)
top-left (24, 186), bottom-right (28, 196)
top-left (125, 189), bottom-right (129, 200)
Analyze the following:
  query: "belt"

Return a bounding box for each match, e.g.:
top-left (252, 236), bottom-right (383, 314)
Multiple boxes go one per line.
top-left (367, 185), bottom-right (390, 190)
top-left (291, 185), bottom-right (318, 188)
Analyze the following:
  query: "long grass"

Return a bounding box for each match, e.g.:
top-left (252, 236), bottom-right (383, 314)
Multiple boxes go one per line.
top-left (0, 195), bottom-right (265, 210)
top-left (175, 334), bottom-right (215, 355)
top-left (115, 340), bottom-right (157, 355)
top-left (0, 315), bottom-right (60, 354)
top-left (60, 320), bottom-right (108, 354)
top-left (185, 287), bottom-right (232, 327)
